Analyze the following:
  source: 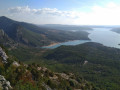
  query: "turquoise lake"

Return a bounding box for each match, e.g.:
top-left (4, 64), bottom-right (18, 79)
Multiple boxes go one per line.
top-left (43, 28), bottom-right (120, 49)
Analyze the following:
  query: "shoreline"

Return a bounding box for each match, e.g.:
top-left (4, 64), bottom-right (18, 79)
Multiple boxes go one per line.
top-left (42, 39), bottom-right (90, 48)
top-left (43, 42), bottom-right (60, 47)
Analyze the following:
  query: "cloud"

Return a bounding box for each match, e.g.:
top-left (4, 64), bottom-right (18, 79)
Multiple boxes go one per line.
top-left (9, 6), bottom-right (31, 13)
top-left (8, 6), bottom-right (76, 18)
top-left (72, 2), bottom-right (120, 25)
top-left (7, 2), bottom-right (120, 25)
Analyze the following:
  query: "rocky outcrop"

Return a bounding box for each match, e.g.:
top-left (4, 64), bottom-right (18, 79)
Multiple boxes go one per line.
top-left (12, 61), bottom-right (20, 67)
top-left (42, 83), bottom-right (52, 90)
top-left (0, 47), bottom-right (8, 63)
top-left (59, 73), bottom-right (69, 79)
top-left (0, 29), bottom-right (14, 47)
top-left (0, 29), bottom-right (5, 36)
top-left (0, 75), bottom-right (12, 90)
top-left (83, 60), bottom-right (88, 65)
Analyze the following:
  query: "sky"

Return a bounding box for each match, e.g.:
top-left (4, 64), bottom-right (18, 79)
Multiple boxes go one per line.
top-left (1, 0), bottom-right (120, 25)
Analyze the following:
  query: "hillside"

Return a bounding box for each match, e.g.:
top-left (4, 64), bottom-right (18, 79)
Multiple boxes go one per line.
top-left (0, 45), bottom-right (97, 90)
top-left (0, 29), bottom-right (14, 47)
top-left (0, 16), bottom-right (90, 47)
top-left (8, 41), bottom-right (120, 89)
top-left (39, 24), bottom-right (93, 31)
top-left (111, 28), bottom-right (120, 33)
top-left (43, 42), bottom-right (120, 89)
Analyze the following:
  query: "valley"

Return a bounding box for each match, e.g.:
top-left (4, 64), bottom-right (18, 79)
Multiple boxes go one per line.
top-left (42, 27), bottom-right (120, 49)
top-left (8, 27), bottom-right (120, 90)
top-left (1, 0), bottom-right (120, 90)
top-left (1, 16), bottom-right (120, 90)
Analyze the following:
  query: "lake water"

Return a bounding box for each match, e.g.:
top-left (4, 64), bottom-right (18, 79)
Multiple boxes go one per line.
top-left (88, 28), bottom-right (120, 49)
top-left (43, 40), bottom-right (90, 49)
top-left (43, 28), bottom-right (120, 49)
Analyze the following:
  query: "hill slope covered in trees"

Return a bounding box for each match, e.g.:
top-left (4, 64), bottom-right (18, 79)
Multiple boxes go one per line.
top-left (43, 42), bottom-right (120, 89)
top-left (0, 16), bottom-right (90, 47)
top-left (0, 45), bottom-right (97, 90)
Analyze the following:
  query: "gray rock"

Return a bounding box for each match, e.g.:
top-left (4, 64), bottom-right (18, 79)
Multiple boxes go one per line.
top-left (0, 75), bottom-right (12, 90)
top-left (42, 83), bottom-right (53, 90)
top-left (6, 81), bottom-right (12, 89)
top-left (83, 60), bottom-right (88, 65)
top-left (0, 75), bottom-right (6, 81)
top-left (0, 47), bottom-right (8, 63)
top-left (12, 61), bottom-right (20, 67)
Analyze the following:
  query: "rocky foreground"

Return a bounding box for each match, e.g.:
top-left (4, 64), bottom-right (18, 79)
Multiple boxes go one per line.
top-left (0, 46), bottom-right (96, 90)
top-left (0, 46), bottom-right (12, 90)
top-left (0, 75), bottom-right (12, 90)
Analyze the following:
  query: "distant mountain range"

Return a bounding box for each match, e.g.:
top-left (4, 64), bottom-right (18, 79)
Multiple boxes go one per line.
top-left (39, 24), bottom-right (120, 30)
top-left (39, 24), bottom-right (93, 31)
top-left (0, 16), bottom-right (90, 47)
top-left (111, 28), bottom-right (120, 34)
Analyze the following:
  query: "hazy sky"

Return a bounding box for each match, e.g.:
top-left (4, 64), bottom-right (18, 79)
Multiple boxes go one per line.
top-left (1, 0), bottom-right (120, 25)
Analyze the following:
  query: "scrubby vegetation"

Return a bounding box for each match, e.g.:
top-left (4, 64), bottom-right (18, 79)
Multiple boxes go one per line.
top-left (9, 42), bottom-right (120, 90)
top-left (42, 42), bottom-right (120, 90)
top-left (0, 45), bottom-right (96, 90)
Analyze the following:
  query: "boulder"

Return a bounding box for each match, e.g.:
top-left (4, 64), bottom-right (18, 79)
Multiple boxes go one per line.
top-left (12, 61), bottom-right (20, 67)
top-left (83, 60), bottom-right (88, 65)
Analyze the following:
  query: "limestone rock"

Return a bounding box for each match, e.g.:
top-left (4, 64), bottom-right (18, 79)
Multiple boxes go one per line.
top-left (59, 73), bottom-right (69, 80)
top-left (0, 75), bottom-right (12, 90)
top-left (37, 67), bottom-right (42, 71)
top-left (42, 83), bottom-right (53, 90)
top-left (0, 47), bottom-right (8, 63)
top-left (12, 61), bottom-right (20, 67)
top-left (83, 60), bottom-right (88, 65)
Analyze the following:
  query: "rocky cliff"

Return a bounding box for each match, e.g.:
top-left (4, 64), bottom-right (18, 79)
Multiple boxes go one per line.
top-left (0, 47), bottom-right (8, 63)
top-left (0, 46), bottom-right (12, 90)
top-left (0, 75), bottom-right (12, 90)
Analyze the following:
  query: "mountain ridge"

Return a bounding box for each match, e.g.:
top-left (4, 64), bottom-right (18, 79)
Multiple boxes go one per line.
top-left (0, 16), bottom-right (90, 47)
